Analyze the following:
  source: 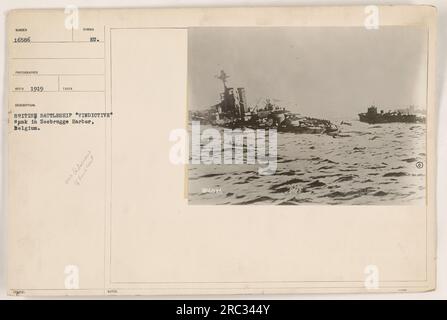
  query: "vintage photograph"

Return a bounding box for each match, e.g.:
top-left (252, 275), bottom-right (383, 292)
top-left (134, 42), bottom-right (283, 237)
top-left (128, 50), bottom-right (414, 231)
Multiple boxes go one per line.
top-left (187, 27), bottom-right (428, 205)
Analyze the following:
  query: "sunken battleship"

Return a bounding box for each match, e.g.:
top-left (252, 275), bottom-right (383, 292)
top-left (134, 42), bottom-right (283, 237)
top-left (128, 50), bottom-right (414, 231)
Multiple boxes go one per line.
top-left (359, 105), bottom-right (425, 124)
top-left (190, 70), bottom-right (339, 135)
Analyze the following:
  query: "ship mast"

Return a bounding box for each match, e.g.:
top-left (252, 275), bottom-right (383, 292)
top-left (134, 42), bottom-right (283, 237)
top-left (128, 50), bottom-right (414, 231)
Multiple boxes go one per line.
top-left (215, 70), bottom-right (229, 89)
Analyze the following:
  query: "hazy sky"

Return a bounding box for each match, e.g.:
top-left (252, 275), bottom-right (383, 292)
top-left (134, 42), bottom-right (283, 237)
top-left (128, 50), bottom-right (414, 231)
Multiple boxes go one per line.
top-left (188, 27), bottom-right (428, 119)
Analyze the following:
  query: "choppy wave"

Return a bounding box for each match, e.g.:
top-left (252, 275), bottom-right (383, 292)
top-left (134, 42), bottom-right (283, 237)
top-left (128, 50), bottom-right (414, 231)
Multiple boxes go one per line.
top-left (188, 121), bottom-right (426, 205)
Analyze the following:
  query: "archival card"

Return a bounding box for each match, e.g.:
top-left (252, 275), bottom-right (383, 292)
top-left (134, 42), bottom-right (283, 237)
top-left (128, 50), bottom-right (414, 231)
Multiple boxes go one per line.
top-left (6, 6), bottom-right (437, 295)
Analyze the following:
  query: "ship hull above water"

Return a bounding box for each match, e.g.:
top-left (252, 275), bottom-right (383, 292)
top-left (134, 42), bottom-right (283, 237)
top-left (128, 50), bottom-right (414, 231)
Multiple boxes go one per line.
top-left (358, 113), bottom-right (425, 124)
top-left (207, 120), bottom-right (339, 135)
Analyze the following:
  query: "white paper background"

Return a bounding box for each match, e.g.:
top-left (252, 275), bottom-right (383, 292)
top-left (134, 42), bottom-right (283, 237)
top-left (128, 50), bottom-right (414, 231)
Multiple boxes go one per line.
top-left (0, 0), bottom-right (445, 300)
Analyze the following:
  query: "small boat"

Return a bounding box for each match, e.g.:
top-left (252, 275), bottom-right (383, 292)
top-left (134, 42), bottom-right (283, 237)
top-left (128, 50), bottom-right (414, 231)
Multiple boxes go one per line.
top-left (359, 105), bottom-right (425, 124)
